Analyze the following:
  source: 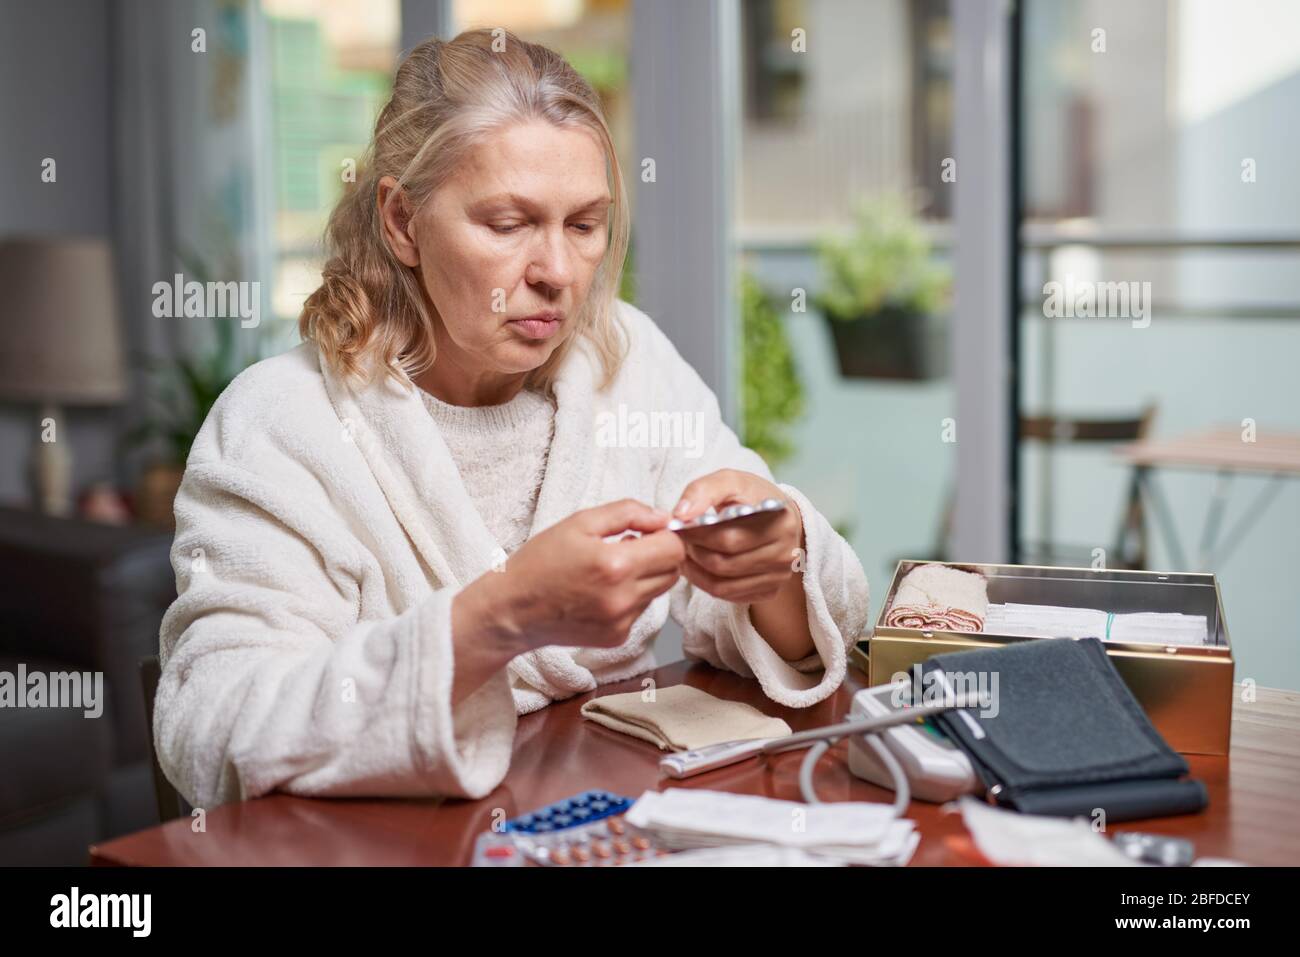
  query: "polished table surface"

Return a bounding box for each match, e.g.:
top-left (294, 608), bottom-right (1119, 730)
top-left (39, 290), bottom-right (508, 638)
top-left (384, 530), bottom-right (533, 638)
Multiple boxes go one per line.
top-left (90, 660), bottom-right (1300, 866)
top-left (1120, 427), bottom-right (1300, 474)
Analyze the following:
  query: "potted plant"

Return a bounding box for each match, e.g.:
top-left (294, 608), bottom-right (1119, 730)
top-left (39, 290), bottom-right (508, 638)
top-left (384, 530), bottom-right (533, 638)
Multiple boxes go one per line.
top-left (813, 194), bottom-right (951, 380)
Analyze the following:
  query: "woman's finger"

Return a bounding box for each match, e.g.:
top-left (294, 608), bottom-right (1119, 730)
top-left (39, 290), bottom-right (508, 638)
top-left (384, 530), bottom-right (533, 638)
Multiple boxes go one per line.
top-left (672, 469), bottom-right (751, 521)
top-left (683, 556), bottom-right (787, 602)
top-left (635, 569), bottom-right (682, 601)
top-left (580, 497), bottom-right (671, 537)
top-left (612, 527), bottom-right (686, 577)
top-left (685, 537), bottom-right (790, 578)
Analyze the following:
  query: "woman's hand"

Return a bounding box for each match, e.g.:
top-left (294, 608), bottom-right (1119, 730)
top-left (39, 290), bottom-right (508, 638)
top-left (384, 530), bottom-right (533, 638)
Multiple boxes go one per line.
top-left (671, 469), bottom-right (804, 604)
top-left (672, 469), bottom-right (815, 662)
top-left (455, 499), bottom-right (686, 660)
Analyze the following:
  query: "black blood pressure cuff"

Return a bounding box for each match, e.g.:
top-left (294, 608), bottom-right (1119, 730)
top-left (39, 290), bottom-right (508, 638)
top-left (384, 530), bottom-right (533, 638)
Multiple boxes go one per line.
top-left (920, 637), bottom-right (1209, 823)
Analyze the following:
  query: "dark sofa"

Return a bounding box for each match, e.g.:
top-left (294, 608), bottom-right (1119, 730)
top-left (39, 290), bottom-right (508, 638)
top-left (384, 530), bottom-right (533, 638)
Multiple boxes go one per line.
top-left (0, 507), bottom-right (175, 865)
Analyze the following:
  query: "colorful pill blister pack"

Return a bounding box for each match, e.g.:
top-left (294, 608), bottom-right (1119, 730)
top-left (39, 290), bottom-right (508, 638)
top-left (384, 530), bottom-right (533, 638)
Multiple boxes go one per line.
top-left (471, 790), bottom-right (673, 867)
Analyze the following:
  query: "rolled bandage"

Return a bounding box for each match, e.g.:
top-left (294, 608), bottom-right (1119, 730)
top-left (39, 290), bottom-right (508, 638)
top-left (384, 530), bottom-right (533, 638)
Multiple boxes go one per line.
top-left (884, 564), bottom-right (988, 633)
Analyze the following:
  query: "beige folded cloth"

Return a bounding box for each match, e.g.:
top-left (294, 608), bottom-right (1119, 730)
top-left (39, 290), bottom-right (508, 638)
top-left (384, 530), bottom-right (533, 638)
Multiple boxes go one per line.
top-left (579, 684), bottom-right (792, 751)
top-left (884, 563), bottom-right (989, 632)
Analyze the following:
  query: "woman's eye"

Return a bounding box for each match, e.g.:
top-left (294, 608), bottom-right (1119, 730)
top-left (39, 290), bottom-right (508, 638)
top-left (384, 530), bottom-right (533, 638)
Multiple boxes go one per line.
top-left (490, 221), bottom-right (599, 235)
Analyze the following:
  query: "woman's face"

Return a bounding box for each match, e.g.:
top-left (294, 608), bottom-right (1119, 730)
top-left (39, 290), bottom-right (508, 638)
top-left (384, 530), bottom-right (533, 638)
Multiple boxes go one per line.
top-left (380, 119), bottom-right (612, 398)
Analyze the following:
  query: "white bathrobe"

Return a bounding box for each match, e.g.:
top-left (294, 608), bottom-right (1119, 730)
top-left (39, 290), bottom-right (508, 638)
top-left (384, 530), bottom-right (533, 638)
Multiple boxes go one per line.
top-left (154, 298), bottom-right (870, 810)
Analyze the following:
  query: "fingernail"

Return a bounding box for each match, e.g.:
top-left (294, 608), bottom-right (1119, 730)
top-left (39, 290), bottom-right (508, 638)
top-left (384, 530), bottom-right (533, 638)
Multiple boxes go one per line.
top-left (674, 500), bottom-right (691, 517)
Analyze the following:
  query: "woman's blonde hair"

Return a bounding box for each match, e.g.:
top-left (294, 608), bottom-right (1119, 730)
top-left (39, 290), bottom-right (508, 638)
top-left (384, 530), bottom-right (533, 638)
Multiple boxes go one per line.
top-left (299, 28), bottom-right (630, 392)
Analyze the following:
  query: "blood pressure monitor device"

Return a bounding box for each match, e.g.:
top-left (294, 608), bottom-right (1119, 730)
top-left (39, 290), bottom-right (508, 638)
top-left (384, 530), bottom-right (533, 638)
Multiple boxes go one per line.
top-left (846, 684), bottom-right (981, 803)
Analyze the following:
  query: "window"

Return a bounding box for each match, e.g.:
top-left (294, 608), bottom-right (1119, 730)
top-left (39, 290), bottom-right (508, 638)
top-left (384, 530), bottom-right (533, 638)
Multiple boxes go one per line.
top-left (1017, 0), bottom-right (1300, 686)
top-left (735, 0), bottom-right (958, 618)
top-left (263, 0), bottom-right (401, 334)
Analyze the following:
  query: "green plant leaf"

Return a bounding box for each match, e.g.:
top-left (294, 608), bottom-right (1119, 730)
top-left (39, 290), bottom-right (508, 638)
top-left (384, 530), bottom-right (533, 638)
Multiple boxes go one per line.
top-left (815, 192), bottom-right (951, 322)
top-left (739, 270), bottom-right (804, 467)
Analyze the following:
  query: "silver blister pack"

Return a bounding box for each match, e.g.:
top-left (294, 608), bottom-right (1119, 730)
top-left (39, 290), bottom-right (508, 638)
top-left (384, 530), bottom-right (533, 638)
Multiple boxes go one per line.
top-left (667, 497), bottom-right (786, 532)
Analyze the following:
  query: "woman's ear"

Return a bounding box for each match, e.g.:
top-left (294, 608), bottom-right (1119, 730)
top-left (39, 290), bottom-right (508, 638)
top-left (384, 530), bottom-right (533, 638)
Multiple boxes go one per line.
top-left (377, 175), bottom-right (421, 267)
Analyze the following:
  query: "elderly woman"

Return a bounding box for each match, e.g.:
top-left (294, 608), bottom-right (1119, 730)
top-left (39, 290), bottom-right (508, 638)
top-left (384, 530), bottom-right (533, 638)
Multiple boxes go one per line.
top-left (154, 29), bottom-right (869, 810)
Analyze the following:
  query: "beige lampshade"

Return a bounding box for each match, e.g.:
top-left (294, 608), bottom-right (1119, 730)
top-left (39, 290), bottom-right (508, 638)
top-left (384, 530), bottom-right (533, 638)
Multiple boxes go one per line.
top-left (0, 236), bottom-right (127, 405)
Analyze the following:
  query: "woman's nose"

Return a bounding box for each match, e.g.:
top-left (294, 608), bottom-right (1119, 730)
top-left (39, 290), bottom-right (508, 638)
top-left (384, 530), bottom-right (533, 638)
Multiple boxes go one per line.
top-left (525, 227), bottom-right (576, 290)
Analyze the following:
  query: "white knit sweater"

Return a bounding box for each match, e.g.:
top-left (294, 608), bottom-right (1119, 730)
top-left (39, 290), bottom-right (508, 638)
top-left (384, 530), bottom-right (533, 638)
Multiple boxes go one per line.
top-left (153, 299), bottom-right (871, 809)
top-left (418, 386), bottom-right (556, 557)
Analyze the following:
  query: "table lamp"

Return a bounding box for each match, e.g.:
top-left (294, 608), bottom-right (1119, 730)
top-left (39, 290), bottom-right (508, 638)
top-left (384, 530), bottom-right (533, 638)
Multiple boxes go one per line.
top-left (0, 236), bottom-right (127, 515)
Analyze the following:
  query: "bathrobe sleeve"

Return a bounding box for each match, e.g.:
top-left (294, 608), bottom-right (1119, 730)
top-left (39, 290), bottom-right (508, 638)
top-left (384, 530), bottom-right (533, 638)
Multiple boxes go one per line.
top-left (153, 429), bottom-right (516, 810)
top-left (645, 320), bottom-right (871, 708)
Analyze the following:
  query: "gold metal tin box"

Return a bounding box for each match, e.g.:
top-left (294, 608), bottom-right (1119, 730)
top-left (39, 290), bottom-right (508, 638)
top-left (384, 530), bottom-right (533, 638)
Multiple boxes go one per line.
top-left (857, 560), bottom-right (1235, 755)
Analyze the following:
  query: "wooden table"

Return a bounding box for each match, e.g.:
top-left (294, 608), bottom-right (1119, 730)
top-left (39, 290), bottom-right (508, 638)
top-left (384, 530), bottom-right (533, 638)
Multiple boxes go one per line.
top-left (1119, 427), bottom-right (1300, 570)
top-left (90, 659), bottom-right (1300, 866)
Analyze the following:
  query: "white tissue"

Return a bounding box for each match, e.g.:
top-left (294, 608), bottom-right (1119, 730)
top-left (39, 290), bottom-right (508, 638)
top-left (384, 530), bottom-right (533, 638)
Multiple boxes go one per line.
top-left (626, 789), bottom-right (917, 865)
top-left (956, 796), bottom-right (1140, 866)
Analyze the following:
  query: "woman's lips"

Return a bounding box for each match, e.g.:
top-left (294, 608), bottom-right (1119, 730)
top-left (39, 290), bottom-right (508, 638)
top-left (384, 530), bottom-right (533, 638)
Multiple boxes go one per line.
top-left (509, 316), bottom-right (562, 340)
